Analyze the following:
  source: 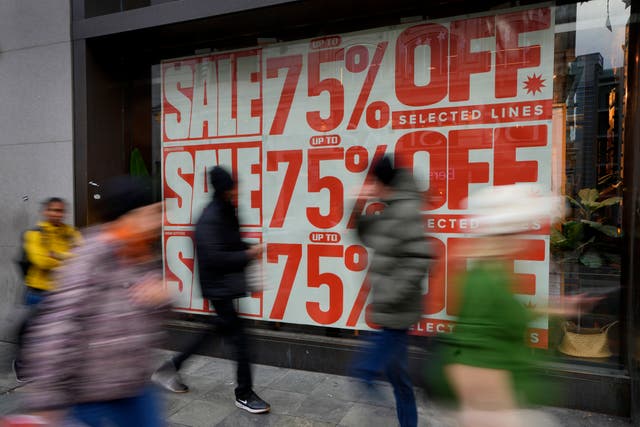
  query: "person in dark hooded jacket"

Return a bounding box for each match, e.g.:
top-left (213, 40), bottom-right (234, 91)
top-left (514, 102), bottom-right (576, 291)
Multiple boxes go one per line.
top-left (351, 156), bottom-right (433, 427)
top-left (153, 166), bottom-right (269, 414)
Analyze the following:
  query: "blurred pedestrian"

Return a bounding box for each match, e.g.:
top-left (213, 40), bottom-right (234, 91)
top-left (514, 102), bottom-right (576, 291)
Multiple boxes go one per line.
top-left (431, 184), bottom-right (562, 427)
top-left (351, 156), bottom-right (433, 427)
top-left (13, 197), bottom-right (81, 383)
top-left (153, 166), bottom-right (269, 414)
top-left (20, 176), bottom-right (169, 427)
top-left (21, 197), bottom-right (81, 306)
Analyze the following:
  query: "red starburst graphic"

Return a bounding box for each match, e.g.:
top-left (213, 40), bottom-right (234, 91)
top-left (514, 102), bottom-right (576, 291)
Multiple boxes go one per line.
top-left (523, 73), bottom-right (546, 95)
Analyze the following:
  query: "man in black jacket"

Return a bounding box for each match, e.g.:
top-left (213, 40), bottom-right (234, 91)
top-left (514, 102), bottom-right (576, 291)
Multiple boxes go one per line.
top-left (153, 166), bottom-right (269, 414)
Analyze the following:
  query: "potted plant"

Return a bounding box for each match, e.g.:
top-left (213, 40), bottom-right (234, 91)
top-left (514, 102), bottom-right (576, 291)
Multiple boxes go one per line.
top-left (551, 188), bottom-right (622, 357)
top-left (551, 188), bottom-right (622, 270)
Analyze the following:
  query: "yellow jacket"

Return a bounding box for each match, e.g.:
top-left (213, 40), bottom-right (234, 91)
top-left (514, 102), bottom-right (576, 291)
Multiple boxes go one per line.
top-left (24, 221), bottom-right (82, 291)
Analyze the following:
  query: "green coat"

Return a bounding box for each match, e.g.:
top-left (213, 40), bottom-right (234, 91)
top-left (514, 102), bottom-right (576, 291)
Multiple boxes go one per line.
top-left (439, 262), bottom-right (532, 369)
top-left (356, 170), bottom-right (432, 329)
top-left (430, 261), bottom-right (549, 405)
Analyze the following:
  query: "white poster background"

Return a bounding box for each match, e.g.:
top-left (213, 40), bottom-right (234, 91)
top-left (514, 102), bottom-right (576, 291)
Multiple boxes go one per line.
top-left (162, 5), bottom-right (555, 347)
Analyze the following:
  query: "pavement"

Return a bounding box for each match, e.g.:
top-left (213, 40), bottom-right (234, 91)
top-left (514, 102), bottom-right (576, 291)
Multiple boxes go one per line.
top-left (0, 342), bottom-right (632, 426)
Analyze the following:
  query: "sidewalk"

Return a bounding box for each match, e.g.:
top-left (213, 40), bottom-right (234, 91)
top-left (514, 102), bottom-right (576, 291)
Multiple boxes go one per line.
top-left (0, 342), bottom-right (631, 426)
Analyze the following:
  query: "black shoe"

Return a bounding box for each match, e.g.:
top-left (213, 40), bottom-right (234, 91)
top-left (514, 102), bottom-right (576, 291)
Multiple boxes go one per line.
top-left (12, 359), bottom-right (28, 384)
top-left (151, 361), bottom-right (189, 393)
top-left (235, 390), bottom-right (270, 414)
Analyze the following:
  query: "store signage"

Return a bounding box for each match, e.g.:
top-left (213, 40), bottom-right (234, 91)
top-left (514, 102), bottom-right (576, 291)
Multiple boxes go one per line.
top-left (162, 6), bottom-right (555, 347)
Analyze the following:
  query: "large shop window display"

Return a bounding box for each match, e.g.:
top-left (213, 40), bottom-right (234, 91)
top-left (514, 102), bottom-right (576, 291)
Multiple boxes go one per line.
top-left (151, 0), bottom-right (631, 367)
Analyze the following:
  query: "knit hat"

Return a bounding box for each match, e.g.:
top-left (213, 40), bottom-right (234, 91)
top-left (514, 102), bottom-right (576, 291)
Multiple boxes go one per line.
top-left (209, 166), bottom-right (235, 195)
top-left (97, 175), bottom-right (152, 222)
top-left (372, 156), bottom-right (397, 186)
top-left (465, 184), bottom-right (563, 235)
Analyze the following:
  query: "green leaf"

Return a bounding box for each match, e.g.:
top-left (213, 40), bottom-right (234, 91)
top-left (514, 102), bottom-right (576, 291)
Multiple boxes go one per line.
top-left (550, 228), bottom-right (570, 250)
top-left (567, 196), bottom-right (583, 208)
top-left (599, 196), bottom-right (622, 207)
top-left (130, 148), bottom-right (150, 177)
top-left (590, 197), bottom-right (622, 211)
top-left (582, 201), bottom-right (601, 211)
top-left (580, 220), bottom-right (621, 237)
top-left (550, 228), bottom-right (566, 243)
top-left (580, 251), bottom-right (603, 268)
top-left (563, 221), bottom-right (584, 245)
top-left (597, 224), bottom-right (621, 237)
top-left (578, 188), bottom-right (599, 204)
top-left (566, 195), bottom-right (588, 219)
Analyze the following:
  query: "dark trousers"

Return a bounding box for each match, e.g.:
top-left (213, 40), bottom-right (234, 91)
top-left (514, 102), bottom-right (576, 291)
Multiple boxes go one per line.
top-left (172, 298), bottom-right (252, 397)
top-left (352, 328), bottom-right (417, 427)
top-left (14, 288), bottom-right (46, 376)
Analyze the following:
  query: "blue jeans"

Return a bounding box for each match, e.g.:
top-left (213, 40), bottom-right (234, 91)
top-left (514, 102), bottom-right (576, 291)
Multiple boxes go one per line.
top-left (24, 288), bottom-right (46, 306)
top-left (352, 328), bottom-right (417, 427)
top-left (70, 385), bottom-right (163, 427)
top-left (13, 289), bottom-right (46, 379)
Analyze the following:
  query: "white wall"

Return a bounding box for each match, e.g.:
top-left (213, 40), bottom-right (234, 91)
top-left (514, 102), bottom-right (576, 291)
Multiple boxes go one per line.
top-left (0, 0), bottom-right (73, 340)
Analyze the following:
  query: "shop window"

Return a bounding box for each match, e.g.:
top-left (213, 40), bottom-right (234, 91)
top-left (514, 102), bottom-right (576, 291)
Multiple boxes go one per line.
top-left (141, 0), bottom-right (632, 369)
top-left (548, 0), bottom-right (629, 368)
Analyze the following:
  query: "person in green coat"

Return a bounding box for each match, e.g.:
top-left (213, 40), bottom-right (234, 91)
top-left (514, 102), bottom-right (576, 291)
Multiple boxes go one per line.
top-left (432, 184), bottom-right (567, 427)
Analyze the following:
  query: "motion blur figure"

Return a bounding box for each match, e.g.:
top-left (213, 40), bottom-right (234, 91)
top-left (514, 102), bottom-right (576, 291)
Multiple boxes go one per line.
top-left (21, 176), bottom-right (169, 427)
top-left (351, 156), bottom-right (433, 427)
top-left (433, 184), bottom-right (561, 427)
top-left (153, 166), bottom-right (269, 414)
top-left (14, 197), bottom-right (82, 383)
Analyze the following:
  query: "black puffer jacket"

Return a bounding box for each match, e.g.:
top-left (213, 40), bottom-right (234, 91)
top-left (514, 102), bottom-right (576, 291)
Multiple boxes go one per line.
top-left (195, 195), bottom-right (250, 299)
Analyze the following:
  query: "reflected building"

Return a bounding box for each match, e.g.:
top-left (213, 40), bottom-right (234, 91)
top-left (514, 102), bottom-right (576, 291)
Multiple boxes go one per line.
top-left (565, 53), bottom-right (624, 198)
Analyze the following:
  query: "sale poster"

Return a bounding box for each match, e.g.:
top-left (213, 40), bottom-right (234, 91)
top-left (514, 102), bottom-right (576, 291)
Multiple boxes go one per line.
top-left (162, 6), bottom-right (555, 347)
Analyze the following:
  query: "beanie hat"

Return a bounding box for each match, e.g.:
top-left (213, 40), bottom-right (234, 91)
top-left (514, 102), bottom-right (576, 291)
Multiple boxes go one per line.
top-left (372, 156), bottom-right (397, 186)
top-left (97, 175), bottom-right (152, 222)
top-left (465, 184), bottom-right (563, 236)
top-left (209, 166), bottom-right (235, 195)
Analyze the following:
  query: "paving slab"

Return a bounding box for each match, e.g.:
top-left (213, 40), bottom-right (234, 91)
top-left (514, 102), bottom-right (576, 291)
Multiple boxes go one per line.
top-left (338, 402), bottom-right (398, 427)
top-left (0, 342), bottom-right (632, 426)
top-left (218, 412), bottom-right (335, 427)
top-left (164, 391), bottom-right (197, 417)
top-left (268, 369), bottom-right (331, 394)
top-left (542, 407), bottom-right (631, 427)
top-left (256, 388), bottom-right (308, 417)
top-left (249, 363), bottom-right (289, 389)
top-left (294, 394), bottom-right (354, 424)
top-left (355, 382), bottom-right (396, 408)
top-left (168, 399), bottom-right (236, 427)
top-left (310, 375), bottom-right (364, 402)
top-left (179, 355), bottom-right (235, 380)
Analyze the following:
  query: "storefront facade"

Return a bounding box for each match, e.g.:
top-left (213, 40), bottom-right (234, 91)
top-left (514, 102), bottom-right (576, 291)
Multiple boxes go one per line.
top-left (71, 0), bottom-right (640, 420)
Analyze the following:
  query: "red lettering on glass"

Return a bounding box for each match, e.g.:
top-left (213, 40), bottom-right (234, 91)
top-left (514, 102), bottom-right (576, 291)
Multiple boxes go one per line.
top-left (448, 128), bottom-right (492, 209)
top-left (307, 244), bottom-right (344, 324)
top-left (307, 49), bottom-right (345, 131)
top-left (395, 131), bottom-right (448, 210)
top-left (395, 24), bottom-right (448, 106)
top-left (449, 17), bottom-right (495, 102)
top-left (495, 8), bottom-right (550, 98)
top-left (266, 55), bottom-right (303, 135)
top-left (493, 124), bottom-right (546, 185)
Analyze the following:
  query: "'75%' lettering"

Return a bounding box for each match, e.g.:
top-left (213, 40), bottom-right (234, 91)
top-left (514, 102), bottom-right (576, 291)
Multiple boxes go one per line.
top-left (165, 236), bottom-right (546, 326)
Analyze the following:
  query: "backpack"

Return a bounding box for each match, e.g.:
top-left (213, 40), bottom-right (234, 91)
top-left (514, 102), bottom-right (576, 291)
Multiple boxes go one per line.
top-left (15, 227), bottom-right (41, 279)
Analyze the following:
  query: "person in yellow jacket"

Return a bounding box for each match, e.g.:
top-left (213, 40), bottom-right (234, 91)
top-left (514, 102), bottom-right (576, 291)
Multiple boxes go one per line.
top-left (23, 197), bottom-right (82, 305)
